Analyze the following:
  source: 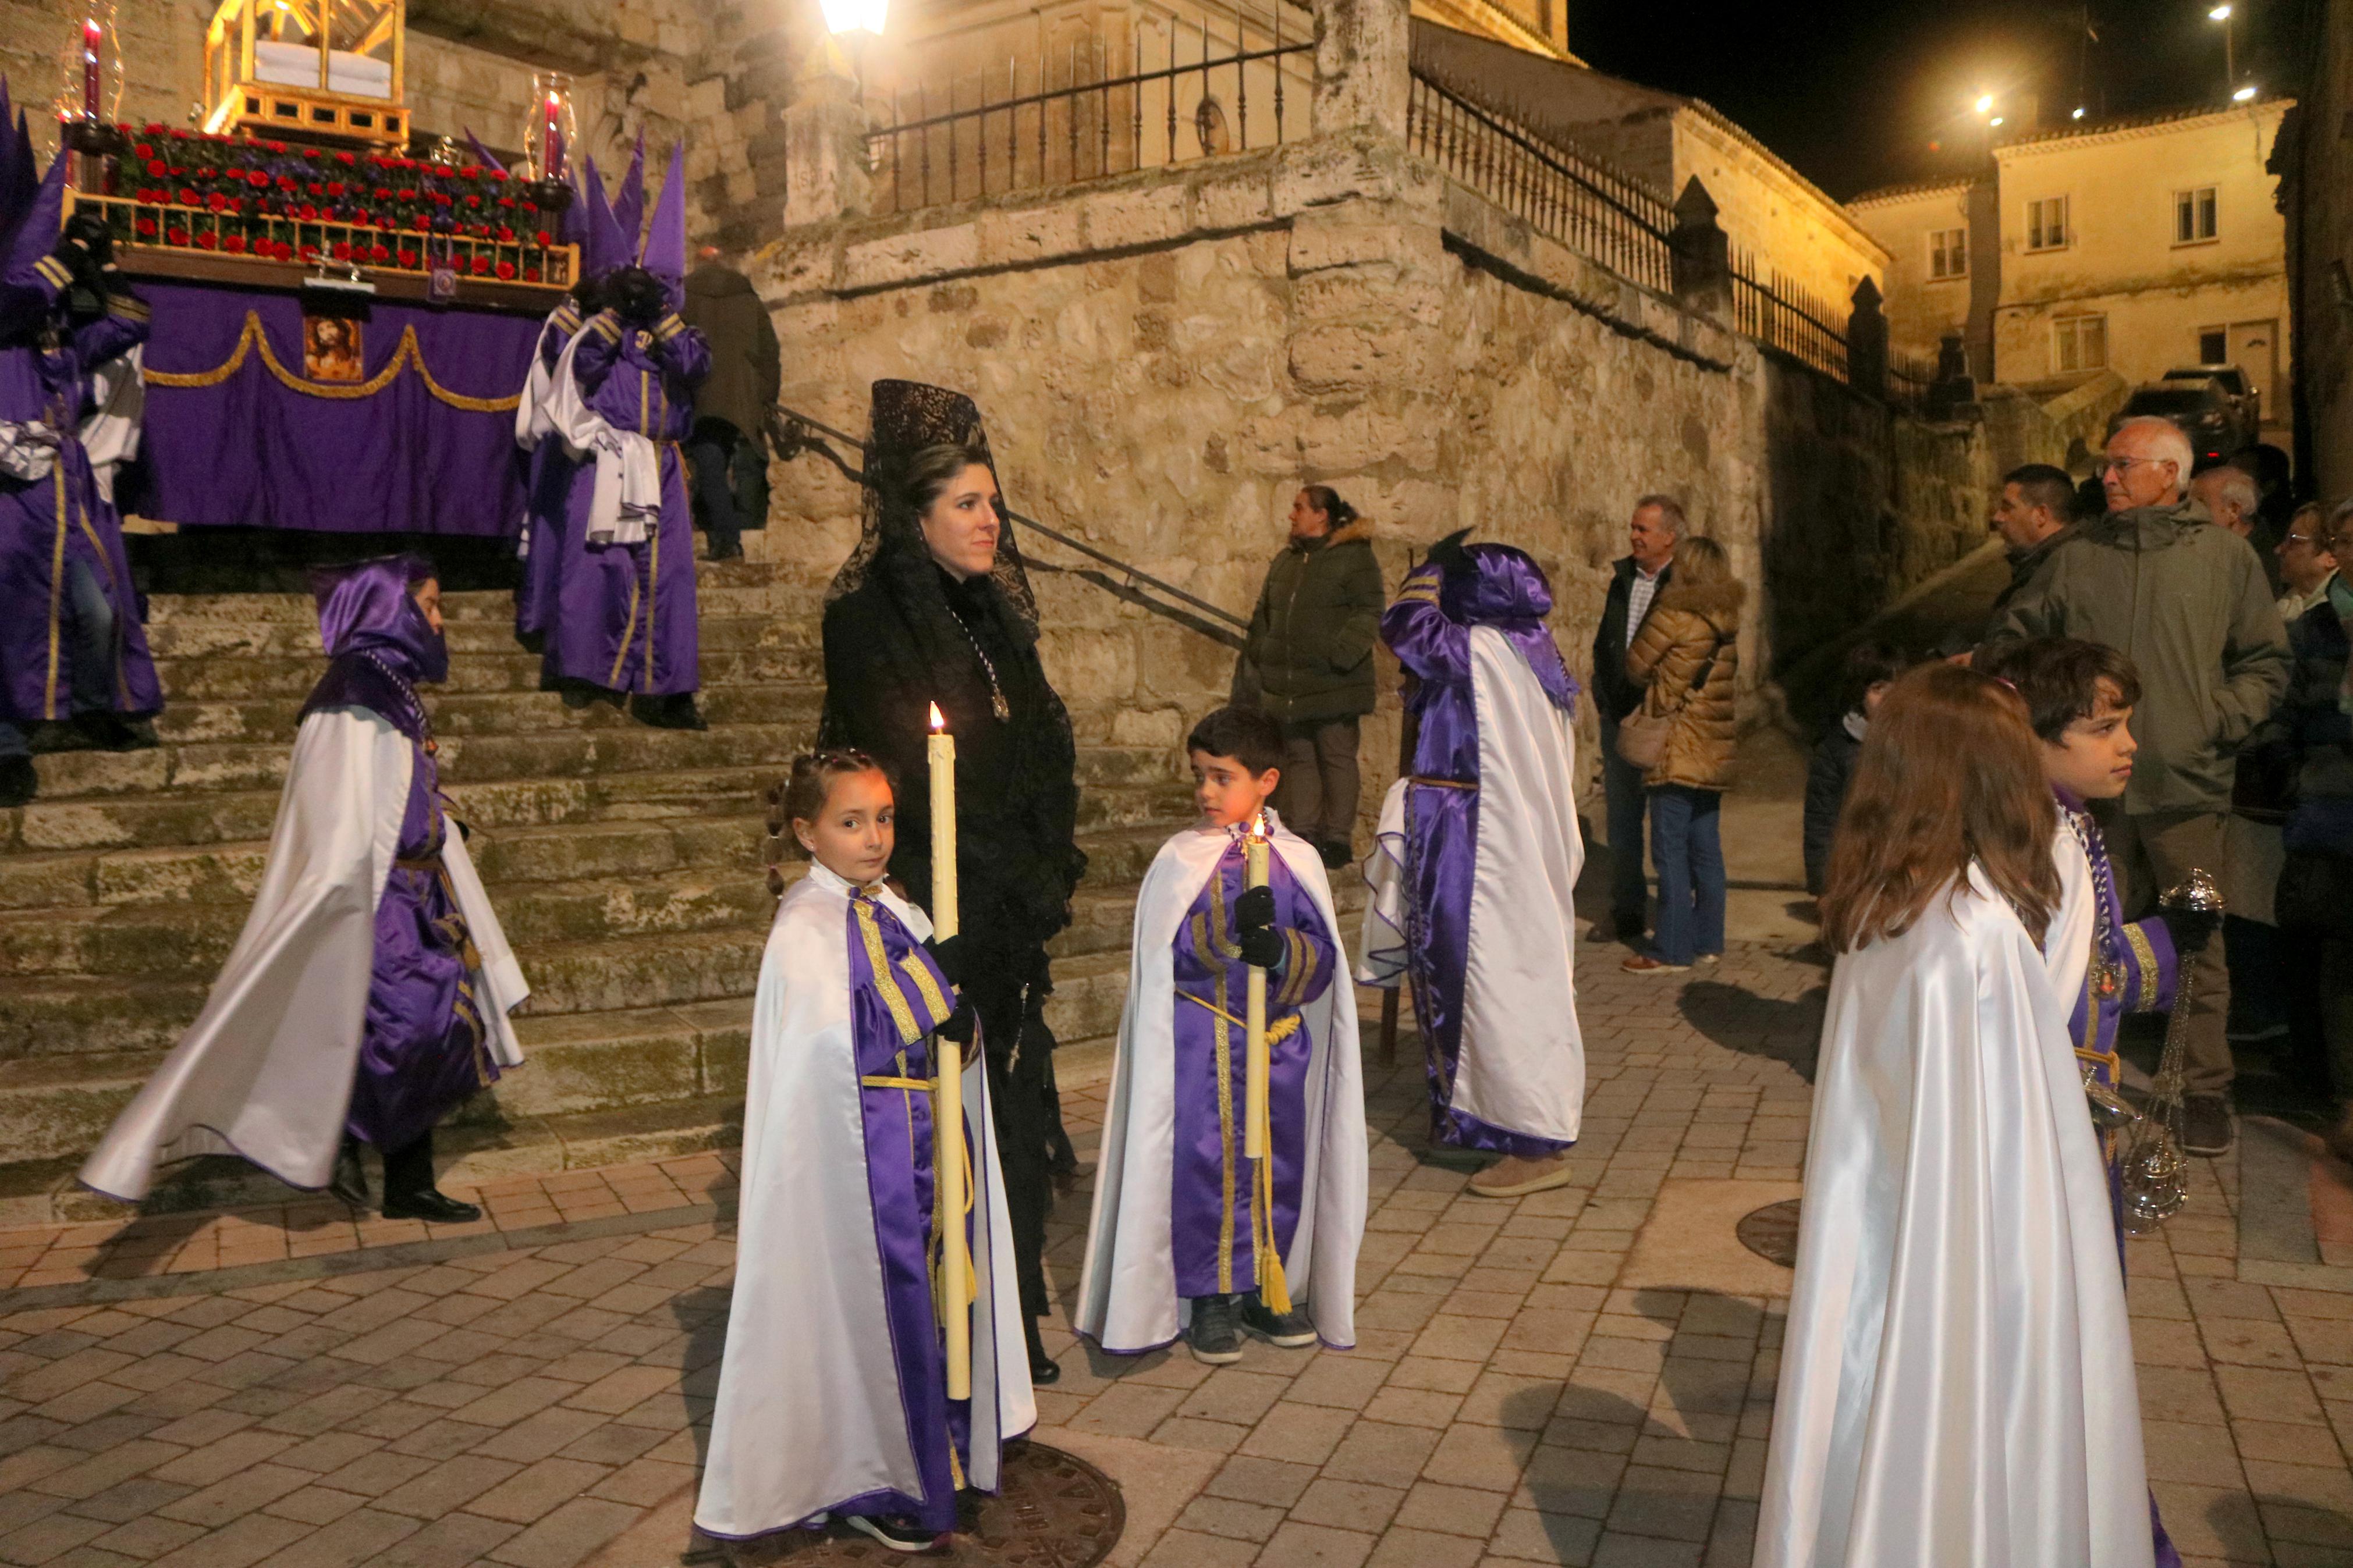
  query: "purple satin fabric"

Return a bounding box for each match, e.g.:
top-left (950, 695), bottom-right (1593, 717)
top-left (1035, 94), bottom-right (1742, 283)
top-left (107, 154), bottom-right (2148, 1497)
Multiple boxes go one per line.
top-left (0, 284), bottom-right (160, 724)
top-left (843, 891), bottom-right (974, 1533)
top-left (136, 281), bottom-right (539, 535)
top-left (1383, 563), bottom-right (1573, 1159)
top-left (346, 745), bottom-right (495, 1150)
top-left (310, 554), bottom-right (447, 684)
top-left (1168, 842), bottom-right (1335, 1299)
top-left (541, 319), bottom-right (707, 695)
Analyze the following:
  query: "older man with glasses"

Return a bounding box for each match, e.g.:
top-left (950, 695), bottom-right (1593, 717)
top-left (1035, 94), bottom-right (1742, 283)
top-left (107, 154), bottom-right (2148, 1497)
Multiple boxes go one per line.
top-left (1986, 415), bottom-right (2290, 1157)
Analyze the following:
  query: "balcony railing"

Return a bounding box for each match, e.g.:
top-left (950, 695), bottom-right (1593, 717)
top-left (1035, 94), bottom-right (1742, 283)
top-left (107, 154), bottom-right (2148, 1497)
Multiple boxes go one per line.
top-left (1731, 255), bottom-right (1850, 383)
top-left (865, 23), bottom-right (1313, 216)
top-left (1404, 73), bottom-right (1675, 297)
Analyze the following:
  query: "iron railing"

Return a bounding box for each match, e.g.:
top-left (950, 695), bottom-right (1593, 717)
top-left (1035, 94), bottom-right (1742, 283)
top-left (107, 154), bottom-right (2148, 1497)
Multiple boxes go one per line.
top-left (1404, 73), bottom-right (1675, 296)
top-left (1731, 254), bottom-right (1851, 383)
top-left (865, 23), bottom-right (1312, 216)
top-left (769, 404), bottom-right (1248, 647)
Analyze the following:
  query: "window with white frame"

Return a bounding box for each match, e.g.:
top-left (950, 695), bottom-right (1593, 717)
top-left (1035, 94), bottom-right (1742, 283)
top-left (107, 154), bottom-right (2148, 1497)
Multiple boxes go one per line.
top-left (2174, 186), bottom-right (2218, 244)
top-left (2026, 195), bottom-right (2071, 251)
top-left (2054, 313), bottom-right (2107, 372)
top-left (1928, 227), bottom-right (1967, 279)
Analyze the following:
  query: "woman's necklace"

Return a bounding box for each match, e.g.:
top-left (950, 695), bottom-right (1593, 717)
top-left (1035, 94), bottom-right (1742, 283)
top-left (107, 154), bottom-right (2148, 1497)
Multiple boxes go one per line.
top-left (946, 606), bottom-right (1012, 722)
top-left (2061, 806), bottom-right (2124, 1002)
top-left (359, 649), bottom-right (438, 755)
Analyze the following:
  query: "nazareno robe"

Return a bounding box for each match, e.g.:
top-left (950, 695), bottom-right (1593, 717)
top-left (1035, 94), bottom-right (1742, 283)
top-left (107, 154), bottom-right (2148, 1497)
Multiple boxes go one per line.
top-left (1754, 867), bottom-right (2154, 1568)
top-left (1076, 818), bottom-right (1367, 1352)
top-left (79, 561), bottom-right (527, 1200)
top-left (694, 863), bottom-right (1034, 1541)
top-left (1360, 547), bottom-right (1585, 1158)
top-left (542, 307), bottom-right (707, 696)
top-left (511, 298), bottom-right (581, 649)
top-left (0, 258), bottom-right (159, 727)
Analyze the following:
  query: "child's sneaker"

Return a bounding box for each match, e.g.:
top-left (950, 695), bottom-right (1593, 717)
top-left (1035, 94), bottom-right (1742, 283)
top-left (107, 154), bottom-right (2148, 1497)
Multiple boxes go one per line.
top-left (1239, 1294), bottom-right (1317, 1348)
top-left (1188, 1295), bottom-right (1243, 1363)
top-left (843, 1513), bottom-right (942, 1553)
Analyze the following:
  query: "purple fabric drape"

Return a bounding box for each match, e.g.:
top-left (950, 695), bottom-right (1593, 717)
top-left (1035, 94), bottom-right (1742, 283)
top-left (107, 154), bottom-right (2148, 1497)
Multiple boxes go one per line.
top-left (1385, 549), bottom-right (1577, 1160)
top-left (541, 311), bottom-right (707, 694)
top-left (1169, 841), bottom-right (1335, 1300)
top-left (134, 280), bottom-right (540, 535)
top-left (843, 889), bottom-right (974, 1533)
top-left (513, 305), bottom-right (578, 645)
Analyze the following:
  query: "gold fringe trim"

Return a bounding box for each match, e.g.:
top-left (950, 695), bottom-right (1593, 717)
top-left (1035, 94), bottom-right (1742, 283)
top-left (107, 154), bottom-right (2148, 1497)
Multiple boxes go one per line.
top-left (143, 310), bottom-right (521, 412)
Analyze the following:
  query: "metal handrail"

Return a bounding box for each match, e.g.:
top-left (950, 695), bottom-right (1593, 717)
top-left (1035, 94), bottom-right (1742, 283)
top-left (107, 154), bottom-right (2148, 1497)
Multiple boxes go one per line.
top-left (770, 403), bottom-right (1250, 635)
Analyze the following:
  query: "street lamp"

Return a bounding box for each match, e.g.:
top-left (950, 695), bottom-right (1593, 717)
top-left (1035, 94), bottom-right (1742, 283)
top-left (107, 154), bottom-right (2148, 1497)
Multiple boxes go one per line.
top-left (2209, 2), bottom-right (2237, 98)
top-left (820, 0), bottom-right (887, 34)
top-left (1974, 93), bottom-right (1994, 113)
top-left (2234, 83), bottom-right (2259, 101)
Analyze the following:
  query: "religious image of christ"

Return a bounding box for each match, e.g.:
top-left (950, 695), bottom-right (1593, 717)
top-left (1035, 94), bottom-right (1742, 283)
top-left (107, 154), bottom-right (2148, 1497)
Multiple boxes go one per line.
top-left (304, 315), bottom-right (363, 383)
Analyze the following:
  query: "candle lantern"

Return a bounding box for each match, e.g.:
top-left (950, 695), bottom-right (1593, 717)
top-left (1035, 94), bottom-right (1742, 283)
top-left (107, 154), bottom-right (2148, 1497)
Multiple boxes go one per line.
top-left (927, 703), bottom-right (973, 1400)
top-left (526, 70), bottom-right (578, 204)
top-left (58, 5), bottom-right (128, 162)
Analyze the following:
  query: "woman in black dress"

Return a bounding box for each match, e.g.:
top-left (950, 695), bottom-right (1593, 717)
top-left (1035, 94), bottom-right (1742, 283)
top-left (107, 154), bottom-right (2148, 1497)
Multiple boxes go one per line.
top-left (818, 381), bottom-right (1087, 1384)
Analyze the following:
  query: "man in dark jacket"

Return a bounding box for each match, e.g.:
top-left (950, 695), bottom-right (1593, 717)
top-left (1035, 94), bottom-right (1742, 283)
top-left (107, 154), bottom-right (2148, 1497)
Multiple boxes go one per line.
top-left (1234, 485), bottom-right (1383, 867)
top-left (1988, 416), bottom-right (2290, 1157)
top-left (680, 247), bottom-right (781, 562)
top-left (1589, 495), bottom-right (1680, 944)
top-left (1984, 463), bottom-right (2079, 633)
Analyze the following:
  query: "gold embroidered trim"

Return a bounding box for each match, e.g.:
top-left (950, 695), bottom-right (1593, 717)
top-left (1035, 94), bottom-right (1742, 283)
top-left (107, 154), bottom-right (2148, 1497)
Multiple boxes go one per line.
top-left (897, 952), bottom-right (952, 1022)
top-left (42, 464), bottom-right (65, 719)
top-left (1178, 991), bottom-right (1305, 1043)
top-left (854, 895), bottom-right (924, 1046)
top-left (143, 311), bottom-right (522, 411)
top-left (860, 1074), bottom-right (936, 1091)
top-left (34, 255), bottom-right (69, 289)
top-left (2122, 922), bottom-right (2162, 1013)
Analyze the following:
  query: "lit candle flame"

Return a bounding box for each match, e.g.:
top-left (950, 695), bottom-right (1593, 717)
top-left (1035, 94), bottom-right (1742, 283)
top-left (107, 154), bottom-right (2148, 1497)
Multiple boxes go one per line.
top-left (1248, 810), bottom-right (1268, 840)
top-left (928, 702), bottom-right (946, 732)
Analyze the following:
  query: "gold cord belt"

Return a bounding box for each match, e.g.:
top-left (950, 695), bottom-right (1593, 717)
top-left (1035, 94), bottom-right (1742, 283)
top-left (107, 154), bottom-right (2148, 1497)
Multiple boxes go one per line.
top-left (860, 1075), bottom-right (938, 1091)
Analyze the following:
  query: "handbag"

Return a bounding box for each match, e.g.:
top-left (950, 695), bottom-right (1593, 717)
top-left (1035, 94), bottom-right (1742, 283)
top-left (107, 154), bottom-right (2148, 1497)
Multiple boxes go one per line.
top-left (1616, 624), bottom-right (1727, 771)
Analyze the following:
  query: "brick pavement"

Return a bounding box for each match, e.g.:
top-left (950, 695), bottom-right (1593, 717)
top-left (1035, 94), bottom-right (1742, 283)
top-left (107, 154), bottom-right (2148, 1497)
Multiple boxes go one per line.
top-left (3, 936), bottom-right (2352, 1567)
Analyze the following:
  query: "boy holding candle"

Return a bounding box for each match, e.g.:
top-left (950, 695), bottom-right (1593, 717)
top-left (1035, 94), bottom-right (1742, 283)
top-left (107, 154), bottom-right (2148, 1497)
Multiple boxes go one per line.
top-left (1075, 706), bottom-right (1367, 1364)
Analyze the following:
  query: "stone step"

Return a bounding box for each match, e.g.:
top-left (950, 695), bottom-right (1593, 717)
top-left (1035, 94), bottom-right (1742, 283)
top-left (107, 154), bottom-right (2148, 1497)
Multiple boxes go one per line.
top-left (140, 610), bottom-right (823, 662)
top-left (148, 643), bottom-right (818, 699)
top-left (140, 564), bottom-right (823, 625)
top-left (137, 680), bottom-right (818, 749)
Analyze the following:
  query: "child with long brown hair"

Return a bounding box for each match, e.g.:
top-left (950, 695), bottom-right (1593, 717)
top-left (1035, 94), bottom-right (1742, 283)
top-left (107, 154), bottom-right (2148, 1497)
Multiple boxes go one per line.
top-left (1756, 663), bottom-right (2160, 1568)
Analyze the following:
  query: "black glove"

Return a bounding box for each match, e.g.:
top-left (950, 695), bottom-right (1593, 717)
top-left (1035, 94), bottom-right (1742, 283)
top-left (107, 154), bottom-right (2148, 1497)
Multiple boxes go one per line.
top-left (61, 211), bottom-right (112, 269)
top-left (1235, 885), bottom-right (1276, 933)
top-left (1424, 527), bottom-right (1474, 577)
top-left (924, 933), bottom-right (968, 988)
top-left (936, 1001), bottom-right (975, 1046)
top-left (609, 266), bottom-right (667, 326)
top-left (1238, 926), bottom-right (1284, 969)
top-left (2160, 908), bottom-right (2221, 958)
top-left (572, 272), bottom-right (611, 319)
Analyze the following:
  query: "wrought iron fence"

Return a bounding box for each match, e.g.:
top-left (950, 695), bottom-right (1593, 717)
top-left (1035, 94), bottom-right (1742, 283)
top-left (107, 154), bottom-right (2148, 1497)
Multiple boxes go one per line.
top-left (865, 23), bottom-right (1312, 215)
top-left (1404, 72), bottom-right (1674, 296)
top-left (1730, 254), bottom-right (1850, 382)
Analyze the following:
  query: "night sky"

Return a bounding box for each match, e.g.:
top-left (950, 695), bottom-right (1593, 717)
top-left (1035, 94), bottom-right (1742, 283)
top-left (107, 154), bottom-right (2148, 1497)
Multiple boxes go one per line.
top-left (1567, 1), bottom-right (2297, 200)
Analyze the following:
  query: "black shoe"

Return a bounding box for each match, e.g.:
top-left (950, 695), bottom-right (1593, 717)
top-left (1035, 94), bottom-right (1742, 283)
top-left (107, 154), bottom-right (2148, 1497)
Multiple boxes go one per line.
top-left (1238, 1293), bottom-right (1317, 1348)
top-left (379, 1188), bottom-right (482, 1224)
top-left (24, 720), bottom-right (83, 754)
top-left (328, 1137), bottom-right (369, 1211)
top-left (105, 716), bottom-right (160, 752)
top-left (629, 694), bottom-right (708, 731)
top-left (2181, 1095), bottom-right (2235, 1157)
top-left (0, 755), bottom-right (33, 808)
top-left (843, 1514), bottom-right (941, 1553)
top-left (1188, 1295), bottom-right (1242, 1364)
top-left (1316, 839), bottom-right (1352, 870)
top-left (1023, 1318), bottom-right (1061, 1385)
top-left (704, 543), bottom-right (743, 563)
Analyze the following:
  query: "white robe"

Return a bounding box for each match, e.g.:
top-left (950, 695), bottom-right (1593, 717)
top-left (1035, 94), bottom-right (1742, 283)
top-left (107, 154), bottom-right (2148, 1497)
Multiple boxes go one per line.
top-left (1074, 819), bottom-right (1367, 1352)
top-left (541, 321), bottom-right (659, 548)
top-left (79, 707), bottom-right (528, 1201)
top-left (1754, 869), bottom-right (2152, 1568)
top-left (694, 864), bottom-right (1034, 1538)
top-left (1357, 624), bottom-right (1585, 1146)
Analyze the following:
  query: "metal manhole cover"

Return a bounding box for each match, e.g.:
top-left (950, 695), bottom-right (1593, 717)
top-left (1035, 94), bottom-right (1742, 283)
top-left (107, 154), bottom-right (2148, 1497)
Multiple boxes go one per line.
top-left (1737, 1199), bottom-right (1802, 1268)
top-left (697, 1442), bottom-right (1124, 1566)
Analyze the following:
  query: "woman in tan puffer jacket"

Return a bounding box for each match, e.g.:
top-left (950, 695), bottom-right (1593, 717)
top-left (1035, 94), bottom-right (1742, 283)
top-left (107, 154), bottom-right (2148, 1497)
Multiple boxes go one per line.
top-left (1622, 535), bottom-right (1745, 972)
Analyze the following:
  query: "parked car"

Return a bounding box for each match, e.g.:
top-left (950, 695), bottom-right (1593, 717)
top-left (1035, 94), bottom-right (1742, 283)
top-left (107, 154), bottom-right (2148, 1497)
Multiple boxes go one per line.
top-left (2107, 367), bottom-right (2259, 465)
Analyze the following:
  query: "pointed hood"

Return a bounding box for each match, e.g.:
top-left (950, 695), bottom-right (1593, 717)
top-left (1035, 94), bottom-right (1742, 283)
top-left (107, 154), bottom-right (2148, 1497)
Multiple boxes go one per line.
top-left (640, 140), bottom-right (686, 285)
top-left (610, 132), bottom-right (645, 257)
top-left (463, 126), bottom-right (504, 176)
top-left (5, 111), bottom-right (33, 224)
top-left (558, 148), bottom-right (588, 248)
top-left (580, 156), bottom-right (629, 277)
top-left (2, 150), bottom-right (68, 280)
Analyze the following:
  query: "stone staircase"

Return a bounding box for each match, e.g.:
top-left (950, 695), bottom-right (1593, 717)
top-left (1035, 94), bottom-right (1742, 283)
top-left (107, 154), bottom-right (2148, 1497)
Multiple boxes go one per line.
top-left (0, 559), bottom-right (1307, 1226)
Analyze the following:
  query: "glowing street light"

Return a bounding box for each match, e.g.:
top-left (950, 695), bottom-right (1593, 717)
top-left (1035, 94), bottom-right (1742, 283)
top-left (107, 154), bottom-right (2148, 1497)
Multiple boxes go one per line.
top-left (2234, 83), bottom-right (2259, 101)
top-left (2210, 2), bottom-right (2238, 95)
top-left (1989, 116), bottom-right (2005, 127)
top-left (2071, 106), bottom-right (2086, 120)
top-left (1974, 93), bottom-right (1994, 113)
top-left (819, 0), bottom-right (888, 35)
top-left (2208, 3), bottom-right (2230, 17)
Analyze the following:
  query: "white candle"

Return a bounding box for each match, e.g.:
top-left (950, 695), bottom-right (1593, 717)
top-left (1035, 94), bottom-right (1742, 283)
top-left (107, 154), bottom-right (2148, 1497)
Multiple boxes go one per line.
top-left (927, 702), bottom-right (970, 1400)
top-left (1244, 813), bottom-right (1270, 1161)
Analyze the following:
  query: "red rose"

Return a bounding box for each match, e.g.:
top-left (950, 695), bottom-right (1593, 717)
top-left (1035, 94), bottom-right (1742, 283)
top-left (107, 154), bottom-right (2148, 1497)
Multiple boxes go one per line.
top-left (301, 147), bottom-right (321, 159)
top-left (371, 244), bottom-right (391, 263)
top-left (167, 128), bottom-right (188, 140)
top-left (495, 260), bottom-right (516, 280)
top-left (306, 182), bottom-right (322, 197)
top-left (205, 192), bottom-right (226, 212)
top-left (299, 243), bottom-right (318, 260)
top-left (489, 168), bottom-right (508, 183)
top-left (330, 241), bottom-right (350, 259)
top-left (142, 122), bottom-right (164, 135)
top-left (249, 170), bottom-right (269, 188)
top-left (523, 265), bottom-right (542, 282)
top-left (133, 142), bottom-right (152, 159)
top-left (223, 234), bottom-right (246, 254)
top-left (410, 214), bottom-right (429, 232)
top-left (273, 240), bottom-right (294, 260)
top-left (195, 231), bottom-right (217, 251)
top-left (496, 197), bottom-right (515, 210)
top-left (275, 175), bottom-right (295, 192)
top-left (534, 229), bottom-right (552, 247)
top-left (398, 247), bottom-right (418, 268)
top-left (335, 151), bottom-right (355, 166)
top-left (165, 226), bottom-right (188, 246)
top-left (461, 166), bottom-right (480, 179)
top-left (326, 181), bottom-right (345, 197)
top-left (463, 194), bottom-right (480, 209)
top-left (134, 217), bottom-right (156, 238)
top-left (496, 226), bottom-right (513, 242)
top-left (144, 158), bottom-right (164, 177)
top-left (265, 140), bottom-right (286, 154)
top-left (470, 255), bottom-right (491, 275)
top-left (177, 187), bottom-right (197, 205)
top-left (297, 203), bottom-right (317, 221)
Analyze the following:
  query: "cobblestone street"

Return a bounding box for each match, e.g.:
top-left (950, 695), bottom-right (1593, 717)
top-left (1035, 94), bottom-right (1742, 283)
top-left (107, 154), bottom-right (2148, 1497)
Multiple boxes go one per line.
top-left (6, 936), bottom-right (2353, 1568)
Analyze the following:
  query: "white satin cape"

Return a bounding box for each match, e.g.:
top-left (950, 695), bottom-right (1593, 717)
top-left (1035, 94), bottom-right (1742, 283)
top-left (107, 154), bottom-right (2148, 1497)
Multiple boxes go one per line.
top-left (1357, 624), bottom-right (1585, 1144)
top-left (1754, 869), bottom-right (2152, 1568)
top-left (1074, 819), bottom-right (1367, 1352)
top-left (79, 707), bottom-right (529, 1202)
top-left (694, 865), bottom-right (1034, 1539)
top-left (541, 321), bottom-right (658, 548)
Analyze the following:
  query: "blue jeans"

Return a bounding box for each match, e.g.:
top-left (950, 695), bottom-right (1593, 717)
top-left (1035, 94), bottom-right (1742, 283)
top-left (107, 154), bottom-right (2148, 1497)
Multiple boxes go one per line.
top-left (1649, 785), bottom-right (1725, 965)
top-left (1597, 710), bottom-right (1650, 933)
top-left (65, 557), bottom-right (118, 715)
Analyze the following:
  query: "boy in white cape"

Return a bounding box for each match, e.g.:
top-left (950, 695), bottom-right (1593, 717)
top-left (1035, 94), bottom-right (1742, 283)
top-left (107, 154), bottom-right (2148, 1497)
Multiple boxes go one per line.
top-left (1076, 706), bottom-right (1367, 1364)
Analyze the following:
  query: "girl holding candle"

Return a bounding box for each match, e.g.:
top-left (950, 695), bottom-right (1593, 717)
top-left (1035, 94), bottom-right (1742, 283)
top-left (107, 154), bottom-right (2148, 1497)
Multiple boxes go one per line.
top-left (695, 749), bottom-right (1034, 1555)
top-left (819, 382), bottom-right (1087, 1385)
top-left (1074, 706), bottom-right (1367, 1364)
